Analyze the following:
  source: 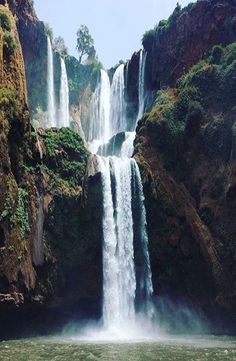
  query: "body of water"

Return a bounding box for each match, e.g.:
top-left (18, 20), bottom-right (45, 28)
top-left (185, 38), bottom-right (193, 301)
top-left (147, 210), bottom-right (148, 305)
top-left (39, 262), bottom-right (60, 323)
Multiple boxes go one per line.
top-left (0, 336), bottom-right (236, 361)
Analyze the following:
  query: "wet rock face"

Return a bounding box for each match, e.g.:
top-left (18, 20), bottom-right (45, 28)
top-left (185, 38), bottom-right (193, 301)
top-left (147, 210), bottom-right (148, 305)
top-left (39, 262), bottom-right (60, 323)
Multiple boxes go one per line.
top-left (143, 0), bottom-right (236, 91)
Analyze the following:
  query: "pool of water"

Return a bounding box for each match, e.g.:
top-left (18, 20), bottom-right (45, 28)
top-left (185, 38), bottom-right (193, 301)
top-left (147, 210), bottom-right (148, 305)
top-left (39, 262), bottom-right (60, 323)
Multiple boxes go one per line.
top-left (0, 336), bottom-right (236, 361)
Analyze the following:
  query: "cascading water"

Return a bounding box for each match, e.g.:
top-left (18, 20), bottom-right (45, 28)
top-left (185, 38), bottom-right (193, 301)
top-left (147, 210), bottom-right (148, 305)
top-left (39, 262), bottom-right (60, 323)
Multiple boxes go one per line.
top-left (88, 65), bottom-right (127, 154)
top-left (47, 37), bottom-right (56, 128)
top-left (97, 153), bottom-right (153, 336)
top-left (120, 131), bottom-right (136, 158)
top-left (98, 156), bottom-right (136, 331)
top-left (81, 59), bottom-right (153, 339)
top-left (137, 50), bottom-right (147, 122)
top-left (59, 57), bottom-right (70, 128)
top-left (110, 64), bottom-right (127, 137)
top-left (131, 160), bottom-right (153, 316)
top-left (88, 69), bottom-right (111, 154)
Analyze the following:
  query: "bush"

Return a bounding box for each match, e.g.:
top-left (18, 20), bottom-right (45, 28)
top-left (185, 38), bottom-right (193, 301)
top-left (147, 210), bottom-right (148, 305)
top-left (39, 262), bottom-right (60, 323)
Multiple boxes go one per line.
top-left (11, 188), bottom-right (30, 237)
top-left (185, 101), bottom-right (204, 137)
top-left (142, 28), bottom-right (156, 47)
top-left (210, 45), bottom-right (224, 65)
top-left (0, 12), bottom-right (11, 31)
top-left (43, 128), bottom-right (89, 189)
top-left (3, 33), bottom-right (16, 55)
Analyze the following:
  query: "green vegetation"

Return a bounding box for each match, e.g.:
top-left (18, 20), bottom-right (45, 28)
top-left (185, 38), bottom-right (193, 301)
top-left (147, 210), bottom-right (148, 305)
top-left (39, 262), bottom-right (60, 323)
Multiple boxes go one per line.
top-left (0, 12), bottom-right (11, 31)
top-left (76, 24), bottom-right (96, 64)
top-left (53, 36), bottom-right (68, 57)
top-left (0, 181), bottom-right (30, 238)
top-left (3, 33), bottom-right (16, 55)
top-left (142, 2), bottom-right (195, 47)
top-left (43, 128), bottom-right (89, 192)
top-left (66, 55), bottom-right (101, 106)
top-left (11, 188), bottom-right (30, 237)
top-left (0, 9), bottom-right (15, 56)
top-left (142, 43), bottom-right (236, 174)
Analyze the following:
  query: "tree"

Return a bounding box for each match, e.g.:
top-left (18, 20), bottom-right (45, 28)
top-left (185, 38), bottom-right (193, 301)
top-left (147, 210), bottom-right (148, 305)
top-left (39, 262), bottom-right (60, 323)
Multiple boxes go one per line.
top-left (76, 25), bottom-right (96, 64)
top-left (53, 36), bottom-right (68, 57)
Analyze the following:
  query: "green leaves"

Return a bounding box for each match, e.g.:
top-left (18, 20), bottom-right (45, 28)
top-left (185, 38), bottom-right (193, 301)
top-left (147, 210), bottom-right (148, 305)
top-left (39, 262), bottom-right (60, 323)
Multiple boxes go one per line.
top-left (76, 25), bottom-right (96, 64)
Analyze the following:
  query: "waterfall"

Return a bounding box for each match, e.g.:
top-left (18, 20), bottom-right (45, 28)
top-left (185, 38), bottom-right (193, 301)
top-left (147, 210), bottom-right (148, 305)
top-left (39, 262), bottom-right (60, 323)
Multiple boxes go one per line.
top-left (88, 69), bottom-right (111, 154)
top-left (59, 57), bottom-right (70, 128)
top-left (47, 37), bottom-right (56, 128)
top-left (131, 161), bottom-right (153, 316)
top-left (110, 64), bottom-right (127, 137)
top-left (84, 56), bottom-right (153, 338)
top-left (98, 156), bottom-right (136, 330)
top-left (97, 154), bottom-right (153, 333)
top-left (137, 50), bottom-right (147, 122)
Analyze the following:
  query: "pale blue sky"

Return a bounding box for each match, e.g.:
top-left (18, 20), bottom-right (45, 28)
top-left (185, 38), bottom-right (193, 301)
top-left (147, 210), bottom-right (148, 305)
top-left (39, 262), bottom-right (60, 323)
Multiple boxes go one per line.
top-left (34, 0), bottom-right (195, 68)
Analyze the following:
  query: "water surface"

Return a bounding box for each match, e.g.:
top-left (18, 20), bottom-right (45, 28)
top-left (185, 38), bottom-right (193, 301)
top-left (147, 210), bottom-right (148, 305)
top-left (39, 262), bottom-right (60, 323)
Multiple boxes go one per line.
top-left (0, 336), bottom-right (236, 360)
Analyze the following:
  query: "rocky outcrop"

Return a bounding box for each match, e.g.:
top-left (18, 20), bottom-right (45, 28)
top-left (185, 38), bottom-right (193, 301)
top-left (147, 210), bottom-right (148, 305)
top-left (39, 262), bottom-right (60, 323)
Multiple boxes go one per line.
top-left (134, 43), bottom-right (236, 327)
top-left (143, 0), bottom-right (236, 91)
top-left (7, 0), bottom-right (48, 112)
top-left (0, 5), bottom-right (100, 338)
top-left (0, 3), bottom-right (37, 294)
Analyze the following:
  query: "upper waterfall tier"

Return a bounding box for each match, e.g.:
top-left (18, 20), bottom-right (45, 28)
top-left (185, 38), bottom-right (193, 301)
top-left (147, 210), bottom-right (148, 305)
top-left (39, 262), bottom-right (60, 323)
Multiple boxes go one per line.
top-left (86, 50), bottom-right (147, 156)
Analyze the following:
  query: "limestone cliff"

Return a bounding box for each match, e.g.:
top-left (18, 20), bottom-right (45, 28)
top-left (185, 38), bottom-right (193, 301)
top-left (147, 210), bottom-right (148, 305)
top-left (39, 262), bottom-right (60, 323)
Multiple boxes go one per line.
top-left (0, 4), bottom-right (95, 338)
top-left (0, 3), bottom-right (36, 301)
top-left (134, 43), bottom-right (236, 329)
top-left (143, 0), bottom-right (236, 91)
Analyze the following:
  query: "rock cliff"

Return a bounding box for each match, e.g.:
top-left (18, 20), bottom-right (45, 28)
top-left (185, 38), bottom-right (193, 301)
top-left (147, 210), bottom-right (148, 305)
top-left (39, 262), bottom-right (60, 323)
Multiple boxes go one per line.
top-left (134, 42), bottom-right (236, 330)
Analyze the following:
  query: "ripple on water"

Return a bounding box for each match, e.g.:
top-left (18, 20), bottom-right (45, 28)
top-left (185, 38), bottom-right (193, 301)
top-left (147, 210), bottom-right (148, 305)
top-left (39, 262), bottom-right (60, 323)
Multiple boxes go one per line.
top-left (1, 336), bottom-right (236, 361)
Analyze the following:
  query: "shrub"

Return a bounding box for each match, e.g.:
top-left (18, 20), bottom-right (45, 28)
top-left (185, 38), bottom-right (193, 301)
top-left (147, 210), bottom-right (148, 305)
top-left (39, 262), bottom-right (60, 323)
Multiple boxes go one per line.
top-left (11, 188), bottom-right (30, 237)
top-left (210, 45), bottom-right (224, 65)
top-left (3, 33), bottom-right (16, 55)
top-left (0, 12), bottom-right (11, 31)
top-left (142, 28), bottom-right (156, 47)
top-left (185, 101), bottom-right (205, 137)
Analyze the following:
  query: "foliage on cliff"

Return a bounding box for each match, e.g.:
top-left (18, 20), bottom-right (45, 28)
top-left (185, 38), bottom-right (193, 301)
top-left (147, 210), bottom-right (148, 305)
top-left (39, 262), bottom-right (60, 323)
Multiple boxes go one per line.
top-left (39, 128), bottom-right (89, 194)
top-left (140, 43), bottom-right (236, 174)
top-left (141, 0), bottom-right (236, 90)
top-left (134, 42), bottom-right (236, 311)
top-left (0, 4), bottom-right (36, 294)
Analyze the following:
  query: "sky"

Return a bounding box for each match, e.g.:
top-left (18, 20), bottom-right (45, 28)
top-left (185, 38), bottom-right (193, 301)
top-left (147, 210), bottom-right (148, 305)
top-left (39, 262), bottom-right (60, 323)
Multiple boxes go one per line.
top-left (34, 0), bottom-right (195, 69)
